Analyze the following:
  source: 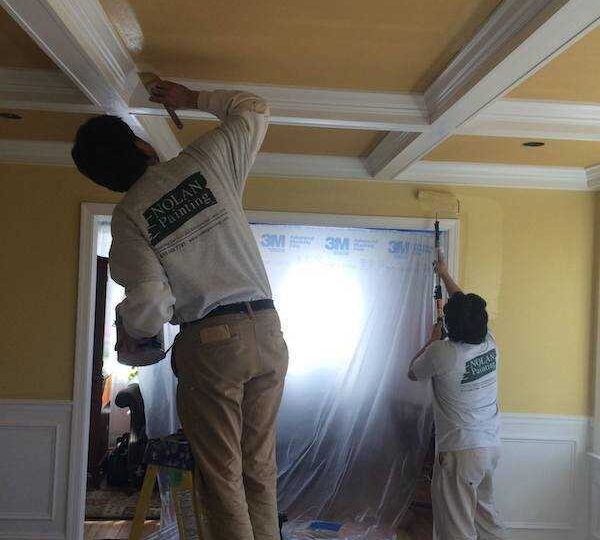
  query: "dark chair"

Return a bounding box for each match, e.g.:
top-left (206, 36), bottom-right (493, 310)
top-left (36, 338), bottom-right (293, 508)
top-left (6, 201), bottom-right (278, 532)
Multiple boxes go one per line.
top-left (115, 383), bottom-right (148, 488)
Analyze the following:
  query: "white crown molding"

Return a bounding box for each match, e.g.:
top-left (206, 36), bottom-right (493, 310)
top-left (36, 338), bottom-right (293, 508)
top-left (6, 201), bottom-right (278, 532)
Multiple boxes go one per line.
top-left (0, 0), bottom-right (181, 158)
top-left (397, 160), bottom-right (590, 191)
top-left (129, 79), bottom-right (428, 132)
top-left (462, 98), bottom-right (600, 141)
top-left (0, 140), bottom-right (73, 167)
top-left (0, 67), bottom-right (428, 132)
top-left (1, 139), bottom-right (594, 191)
top-left (252, 153), bottom-right (370, 180)
top-left (367, 0), bottom-right (600, 179)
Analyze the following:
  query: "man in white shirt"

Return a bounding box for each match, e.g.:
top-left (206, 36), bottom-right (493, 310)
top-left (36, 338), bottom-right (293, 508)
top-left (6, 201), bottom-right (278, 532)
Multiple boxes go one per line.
top-left (408, 253), bottom-right (506, 540)
top-left (72, 80), bottom-right (288, 540)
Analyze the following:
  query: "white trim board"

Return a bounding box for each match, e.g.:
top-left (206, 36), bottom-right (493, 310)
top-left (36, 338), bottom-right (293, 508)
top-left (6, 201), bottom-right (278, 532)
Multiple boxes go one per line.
top-left (590, 453), bottom-right (600, 540)
top-left (67, 203), bottom-right (112, 540)
top-left (0, 139), bottom-right (597, 191)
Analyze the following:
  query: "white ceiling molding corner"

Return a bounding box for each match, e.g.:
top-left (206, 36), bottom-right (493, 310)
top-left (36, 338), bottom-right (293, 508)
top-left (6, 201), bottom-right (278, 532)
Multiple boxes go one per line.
top-left (0, 0), bottom-right (181, 157)
top-left (585, 164), bottom-right (600, 190)
top-left (366, 0), bottom-right (600, 179)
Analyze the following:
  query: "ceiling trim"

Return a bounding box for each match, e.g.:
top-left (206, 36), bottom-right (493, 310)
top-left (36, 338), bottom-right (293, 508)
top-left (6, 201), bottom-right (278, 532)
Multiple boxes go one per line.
top-left (461, 98), bottom-right (600, 141)
top-left (366, 0), bottom-right (600, 179)
top-left (0, 68), bottom-right (428, 132)
top-left (0, 0), bottom-right (181, 161)
top-left (6, 68), bottom-right (600, 143)
top-left (252, 153), bottom-right (370, 180)
top-left (398, 160), bottom-right (590, 191)
top-left (0, 139), bottom-right (73, 166)
top-left (1, 139), bottom-right (596, 191)
top-left (586, 164), bottom-right (600, 189)
top-left (131, 79), bottom-right (428, 132)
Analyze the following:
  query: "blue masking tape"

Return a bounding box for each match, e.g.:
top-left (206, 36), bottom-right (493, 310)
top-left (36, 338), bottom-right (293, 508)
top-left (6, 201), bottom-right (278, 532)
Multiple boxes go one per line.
top-left (309, 521), bottom-right (342, 532)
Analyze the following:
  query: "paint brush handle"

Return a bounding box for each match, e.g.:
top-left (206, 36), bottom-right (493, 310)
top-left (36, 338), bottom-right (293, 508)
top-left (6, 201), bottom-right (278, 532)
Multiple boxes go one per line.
top-left (165, 106), bottom-right (183, 129)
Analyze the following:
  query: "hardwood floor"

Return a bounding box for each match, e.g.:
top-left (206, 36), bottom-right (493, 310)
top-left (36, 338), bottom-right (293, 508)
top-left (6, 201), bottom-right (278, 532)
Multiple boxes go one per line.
top-left (84, 520), bottom-right (159, 539)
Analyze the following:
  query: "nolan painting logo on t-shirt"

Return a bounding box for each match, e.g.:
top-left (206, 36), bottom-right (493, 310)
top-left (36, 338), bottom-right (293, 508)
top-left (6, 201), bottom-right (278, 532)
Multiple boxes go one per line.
top-left (461, 349), bottom-right (497, 384)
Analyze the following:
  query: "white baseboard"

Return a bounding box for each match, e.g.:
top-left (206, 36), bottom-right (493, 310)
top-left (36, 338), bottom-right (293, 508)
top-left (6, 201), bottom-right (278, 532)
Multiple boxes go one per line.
top-left (590, 453), bottom-right (600, 540)
top-left (0, 400), bottom-right (72, 540)
top-left (498, 413), bottom-right (591, 540)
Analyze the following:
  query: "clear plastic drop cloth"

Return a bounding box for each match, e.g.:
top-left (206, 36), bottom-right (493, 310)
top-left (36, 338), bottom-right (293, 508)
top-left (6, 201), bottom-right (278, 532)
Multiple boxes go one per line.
top-left (252, 224), bottom-right (445, 540)
top-left (137, 324), bottom-right (182, 533)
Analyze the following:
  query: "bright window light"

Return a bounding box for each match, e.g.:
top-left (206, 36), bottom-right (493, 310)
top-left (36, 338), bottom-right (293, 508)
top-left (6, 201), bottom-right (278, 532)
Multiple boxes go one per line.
top-left (276, 262), bottom-right (364, 376)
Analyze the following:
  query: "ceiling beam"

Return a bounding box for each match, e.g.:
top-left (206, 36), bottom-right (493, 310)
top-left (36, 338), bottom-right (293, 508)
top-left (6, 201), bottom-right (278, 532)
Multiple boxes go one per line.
top-left (366, 0), bottom-right (600, 179)
top-left (0, 66), bottom-right (428, 131)
top-left (6, 67), bottom-right (600, 143)
top-left (0, 0), bottom-right (181, 161)
top-left (2, 138), bottom-right (596, 191)
top-left (128, 78), bottom-right (428, 132)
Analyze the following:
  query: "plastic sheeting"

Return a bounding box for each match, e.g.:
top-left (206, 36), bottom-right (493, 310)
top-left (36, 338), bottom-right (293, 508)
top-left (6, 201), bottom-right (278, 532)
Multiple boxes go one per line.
top-left (104, 220), bottom-right (444, 539)
top-left (252, 224), bottom-right (445, 539)
top-left (137, 325), bottom-right (181, 533)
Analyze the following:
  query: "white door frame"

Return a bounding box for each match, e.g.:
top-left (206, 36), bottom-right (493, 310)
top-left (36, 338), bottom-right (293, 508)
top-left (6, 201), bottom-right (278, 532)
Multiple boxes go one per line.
top-left (69, 202), bottom-right (460, 537)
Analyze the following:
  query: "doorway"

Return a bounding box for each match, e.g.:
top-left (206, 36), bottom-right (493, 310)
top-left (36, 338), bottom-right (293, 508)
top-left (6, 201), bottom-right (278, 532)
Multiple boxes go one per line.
top-left (70, 204), bottom-right (459, 539)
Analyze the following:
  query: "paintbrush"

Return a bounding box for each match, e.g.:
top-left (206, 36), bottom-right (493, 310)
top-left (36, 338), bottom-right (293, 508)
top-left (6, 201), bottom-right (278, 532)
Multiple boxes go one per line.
top-left (138, 71), bottom-right (184, 130)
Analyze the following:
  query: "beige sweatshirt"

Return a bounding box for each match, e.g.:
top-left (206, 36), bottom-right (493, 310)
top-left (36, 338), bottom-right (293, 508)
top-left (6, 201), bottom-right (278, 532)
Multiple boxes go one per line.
top-left (109, 90), bottom-right (271, 339)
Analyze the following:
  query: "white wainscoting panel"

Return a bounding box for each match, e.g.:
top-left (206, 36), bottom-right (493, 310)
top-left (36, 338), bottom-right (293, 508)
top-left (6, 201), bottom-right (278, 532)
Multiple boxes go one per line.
top-left (590, 453), bottom-right (600, 540)
top-left (497, 414), bottom-right (591, 540)
top-left (0, 401), bottom-right (72, 540)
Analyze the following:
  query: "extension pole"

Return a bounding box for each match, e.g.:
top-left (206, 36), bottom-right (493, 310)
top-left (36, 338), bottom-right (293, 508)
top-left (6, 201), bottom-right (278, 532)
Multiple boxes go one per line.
top-left (434, 217), bottom-right (444, 324)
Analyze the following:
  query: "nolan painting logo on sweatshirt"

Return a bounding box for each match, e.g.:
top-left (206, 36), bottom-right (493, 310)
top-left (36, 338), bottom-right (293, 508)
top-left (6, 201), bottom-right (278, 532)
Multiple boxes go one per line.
top-left (144, 173), bottom-right (217, 246)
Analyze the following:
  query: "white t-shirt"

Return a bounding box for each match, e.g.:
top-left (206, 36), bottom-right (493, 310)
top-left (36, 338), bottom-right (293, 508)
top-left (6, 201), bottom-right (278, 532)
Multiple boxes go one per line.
top-left (412, 333), bottom-right (501, 452)
top-left (109, 90), bottom-right (272, 339)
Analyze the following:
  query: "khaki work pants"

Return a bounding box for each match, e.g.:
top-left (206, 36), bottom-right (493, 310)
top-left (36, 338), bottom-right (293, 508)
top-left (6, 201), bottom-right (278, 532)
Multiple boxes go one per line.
top-left (432, 447), bottom-right (507, 540)
top-left (173, 308), bottom-right (289, 540)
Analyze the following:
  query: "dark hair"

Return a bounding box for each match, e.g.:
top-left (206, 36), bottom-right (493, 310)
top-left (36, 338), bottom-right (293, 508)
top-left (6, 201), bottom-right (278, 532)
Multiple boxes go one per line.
top-left (443, 292), bottom-right (488, 344)
top-left (72, 115), bottom-right (148, 192)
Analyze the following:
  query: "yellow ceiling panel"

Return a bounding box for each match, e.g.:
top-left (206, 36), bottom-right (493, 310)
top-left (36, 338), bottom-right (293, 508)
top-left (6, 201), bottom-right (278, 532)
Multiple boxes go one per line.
top-left (102, 0), bottom-right (501, 92)
top-left (425, 135), bottom-right (600, 168)
top-left (510, 26), bottom-right (600, 103)
top-left (0, 9), bottom-right (56, 69)
top-left (0, 110), bottom-right (96, 142)
top-left (173, 120), bottom-right (384, 157)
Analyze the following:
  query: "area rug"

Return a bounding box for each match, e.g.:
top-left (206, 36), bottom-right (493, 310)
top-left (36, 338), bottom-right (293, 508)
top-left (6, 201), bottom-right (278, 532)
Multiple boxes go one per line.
top-left (86, 487), bottom-right (161, 520)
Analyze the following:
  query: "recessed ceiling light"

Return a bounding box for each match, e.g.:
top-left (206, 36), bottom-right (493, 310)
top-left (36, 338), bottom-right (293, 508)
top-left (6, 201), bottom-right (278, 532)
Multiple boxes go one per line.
top-left (522, 141), bottom-right (545, 148)
top-left (0, 112), bottom-right (22, 120)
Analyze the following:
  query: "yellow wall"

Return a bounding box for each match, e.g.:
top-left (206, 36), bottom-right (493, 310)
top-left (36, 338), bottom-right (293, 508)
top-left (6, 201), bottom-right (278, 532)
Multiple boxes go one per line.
top-left (0, 165), bottom-right (596, 416)
top-left (0, 164), bottom-right (120, 400)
